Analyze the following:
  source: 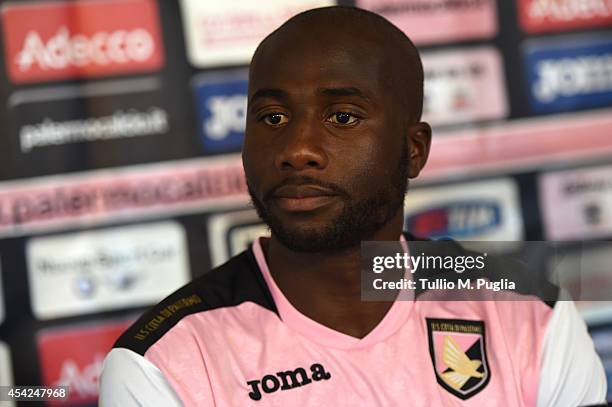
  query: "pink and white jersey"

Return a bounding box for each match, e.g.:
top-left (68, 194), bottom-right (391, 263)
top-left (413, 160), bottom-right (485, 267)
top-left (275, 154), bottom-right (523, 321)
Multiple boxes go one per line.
top-left (100, 233), bottom-right (607, 406)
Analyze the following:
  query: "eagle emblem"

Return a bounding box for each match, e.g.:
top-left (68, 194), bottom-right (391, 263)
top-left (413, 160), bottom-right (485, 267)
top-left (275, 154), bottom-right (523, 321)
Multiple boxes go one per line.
top-left (426, 318), bottom-right (490, 399)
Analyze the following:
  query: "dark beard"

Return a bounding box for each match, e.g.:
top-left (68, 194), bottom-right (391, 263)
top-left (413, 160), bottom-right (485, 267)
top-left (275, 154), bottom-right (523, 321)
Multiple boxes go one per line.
top-left (248, 144), bottom-right (409, 252)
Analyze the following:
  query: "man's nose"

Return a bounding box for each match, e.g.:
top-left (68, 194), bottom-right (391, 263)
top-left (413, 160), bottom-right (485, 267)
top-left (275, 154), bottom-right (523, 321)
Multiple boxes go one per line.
top-left (274, 115), bottom-right (328, 172)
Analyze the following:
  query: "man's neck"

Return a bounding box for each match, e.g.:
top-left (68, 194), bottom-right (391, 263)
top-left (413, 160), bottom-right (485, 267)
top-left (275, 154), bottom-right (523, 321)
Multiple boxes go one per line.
top-left (263, 212), bottom-right (404, 339)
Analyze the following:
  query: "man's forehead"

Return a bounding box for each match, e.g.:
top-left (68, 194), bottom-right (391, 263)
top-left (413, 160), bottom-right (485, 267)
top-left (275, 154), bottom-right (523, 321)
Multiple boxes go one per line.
top-left (249, 33), bottom-right (387, 99)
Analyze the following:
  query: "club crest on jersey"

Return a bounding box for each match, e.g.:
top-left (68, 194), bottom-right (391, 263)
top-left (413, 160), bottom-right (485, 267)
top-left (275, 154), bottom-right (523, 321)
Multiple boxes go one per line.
top-left (426, 318), bottom-right (490, 399)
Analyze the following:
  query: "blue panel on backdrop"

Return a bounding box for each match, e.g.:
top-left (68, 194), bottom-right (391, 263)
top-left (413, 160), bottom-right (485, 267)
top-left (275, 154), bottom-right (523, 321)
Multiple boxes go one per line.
top-left (192, 70), bottom-right (248, 154)
top-left (524, 34), bottom-right (612, 114)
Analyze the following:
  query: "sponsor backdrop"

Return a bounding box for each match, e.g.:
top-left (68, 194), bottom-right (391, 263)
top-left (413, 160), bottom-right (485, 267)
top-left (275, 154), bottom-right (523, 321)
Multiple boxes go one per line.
top-left (0, 0), bottom-right (611, 404)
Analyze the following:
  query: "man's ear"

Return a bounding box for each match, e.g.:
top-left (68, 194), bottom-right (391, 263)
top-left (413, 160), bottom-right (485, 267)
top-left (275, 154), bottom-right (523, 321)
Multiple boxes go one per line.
top-left (407, 122), bottom-right (432, 179)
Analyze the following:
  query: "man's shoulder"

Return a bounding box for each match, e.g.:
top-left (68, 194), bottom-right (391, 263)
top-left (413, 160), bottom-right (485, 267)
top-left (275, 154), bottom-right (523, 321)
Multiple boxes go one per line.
top-left (113, 247), bottom-right (277, 355)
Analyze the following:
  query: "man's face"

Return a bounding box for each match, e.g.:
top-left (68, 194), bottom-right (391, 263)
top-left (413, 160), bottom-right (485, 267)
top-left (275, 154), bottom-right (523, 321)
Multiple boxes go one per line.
top-left (242, 27), bottom-right (411, 252)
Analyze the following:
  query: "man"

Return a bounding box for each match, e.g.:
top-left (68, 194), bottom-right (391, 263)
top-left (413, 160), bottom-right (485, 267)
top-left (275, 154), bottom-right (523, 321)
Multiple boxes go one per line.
top-left (100, 6), bottom-right (607, 406)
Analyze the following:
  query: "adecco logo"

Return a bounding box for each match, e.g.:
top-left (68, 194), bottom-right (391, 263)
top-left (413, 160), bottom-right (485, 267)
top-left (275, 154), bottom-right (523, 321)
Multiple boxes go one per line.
top-left (37, 320), bottom-right (132, 405)
top-left (1, 0), bottom-right (164, 84)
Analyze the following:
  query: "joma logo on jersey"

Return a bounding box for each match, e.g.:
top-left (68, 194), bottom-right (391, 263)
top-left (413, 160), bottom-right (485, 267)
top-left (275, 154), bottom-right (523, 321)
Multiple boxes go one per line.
top-left (405, 201), bottom-right (501, 239)
top-left (246, 363), bottom-right (331, 401)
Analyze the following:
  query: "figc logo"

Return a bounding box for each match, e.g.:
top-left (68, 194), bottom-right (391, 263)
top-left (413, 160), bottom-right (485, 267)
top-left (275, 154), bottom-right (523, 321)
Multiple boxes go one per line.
top-left (405, 201), bottom-right (502, 239)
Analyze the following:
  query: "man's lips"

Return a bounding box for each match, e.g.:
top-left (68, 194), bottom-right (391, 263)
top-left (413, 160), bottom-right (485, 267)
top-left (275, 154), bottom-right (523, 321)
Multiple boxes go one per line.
top-left (271, 185), bottom-right (338, 212)
top-left (272, 184), bottom-right (336, 198)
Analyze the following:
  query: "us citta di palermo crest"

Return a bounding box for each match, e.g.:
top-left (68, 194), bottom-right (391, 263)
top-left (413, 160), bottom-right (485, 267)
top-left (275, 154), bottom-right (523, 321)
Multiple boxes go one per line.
top-left (426, 318), bottom-right (491, 399)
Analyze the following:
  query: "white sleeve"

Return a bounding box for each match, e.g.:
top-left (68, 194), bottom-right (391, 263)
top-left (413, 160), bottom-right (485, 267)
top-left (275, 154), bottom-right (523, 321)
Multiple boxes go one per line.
top-left (99, 348), bottom-right (184, 407)
top-left (537, 300), bottom-right (608, 407)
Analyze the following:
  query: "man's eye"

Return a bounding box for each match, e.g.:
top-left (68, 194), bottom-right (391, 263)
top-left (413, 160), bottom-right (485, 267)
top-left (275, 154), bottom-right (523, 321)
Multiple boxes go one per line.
top-left (327, 112), bottom-right (359, 125)
top-left (262, 113), bottom-right (288, 126)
